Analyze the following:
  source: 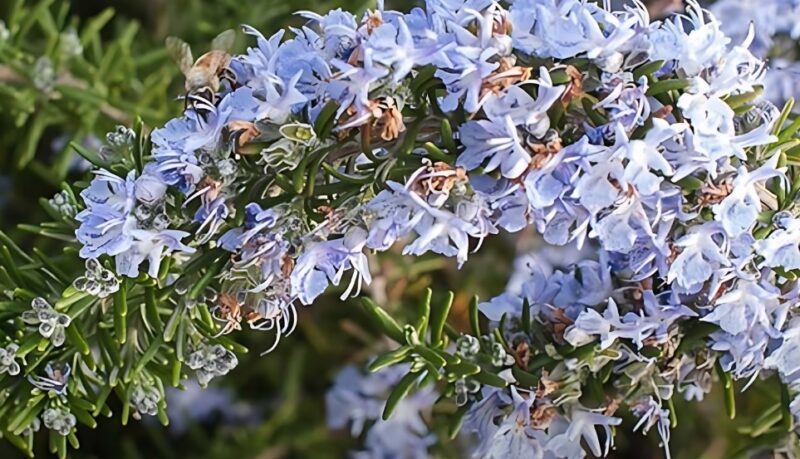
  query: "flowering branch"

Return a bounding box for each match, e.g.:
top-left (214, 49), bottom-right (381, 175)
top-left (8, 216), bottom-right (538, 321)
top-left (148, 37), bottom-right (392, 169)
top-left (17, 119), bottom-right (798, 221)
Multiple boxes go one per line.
top-left (1, 0), bottom-right (800, 457)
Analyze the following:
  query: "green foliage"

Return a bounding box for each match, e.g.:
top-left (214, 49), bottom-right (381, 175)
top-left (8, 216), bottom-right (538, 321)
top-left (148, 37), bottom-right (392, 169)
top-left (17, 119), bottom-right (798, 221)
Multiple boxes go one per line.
top-left (361, 268), bottom-right (800, 458)
top-left (0, 0), bottom-right (176, 183)
top-left (0, 195), bottom-right (247, 458)
top-left (0, 1), bottom-right (799, 458)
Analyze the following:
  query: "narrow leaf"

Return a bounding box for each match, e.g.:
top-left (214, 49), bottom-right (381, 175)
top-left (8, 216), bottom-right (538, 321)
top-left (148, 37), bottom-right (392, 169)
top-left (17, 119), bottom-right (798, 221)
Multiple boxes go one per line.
top-left (368, 347), bottom-right (411, 372)
top-left (430, 291), bottom-right (453, 348)
top-left (382, 370), bottom-right (421, 420)
top-left (414, 288), bottom-right (431, 337)
top-left (362, 297), bottom-right (405, 343)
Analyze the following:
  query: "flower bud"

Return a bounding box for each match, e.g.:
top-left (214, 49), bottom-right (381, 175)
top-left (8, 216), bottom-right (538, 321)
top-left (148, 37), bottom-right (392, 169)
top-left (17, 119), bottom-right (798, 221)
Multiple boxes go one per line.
top-left (135, 173), bottom-right (167, 205)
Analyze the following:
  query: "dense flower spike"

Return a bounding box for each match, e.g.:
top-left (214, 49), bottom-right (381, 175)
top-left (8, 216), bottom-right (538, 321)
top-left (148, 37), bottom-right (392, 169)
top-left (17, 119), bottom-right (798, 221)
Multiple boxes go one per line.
top-left (1, 0), bottom-right (799, 457)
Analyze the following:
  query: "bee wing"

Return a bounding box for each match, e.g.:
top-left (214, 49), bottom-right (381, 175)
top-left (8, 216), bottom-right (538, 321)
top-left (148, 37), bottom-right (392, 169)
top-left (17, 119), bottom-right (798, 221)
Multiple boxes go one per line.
top-left (211, 29), bottom-right (236, 52)
top-left (165, 36), bottom-right (194, 75)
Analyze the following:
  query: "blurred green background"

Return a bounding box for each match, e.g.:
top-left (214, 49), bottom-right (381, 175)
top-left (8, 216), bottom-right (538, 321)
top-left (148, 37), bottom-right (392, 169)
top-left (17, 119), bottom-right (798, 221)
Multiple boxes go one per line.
top-left (0, 1), bottom-right (787, 458)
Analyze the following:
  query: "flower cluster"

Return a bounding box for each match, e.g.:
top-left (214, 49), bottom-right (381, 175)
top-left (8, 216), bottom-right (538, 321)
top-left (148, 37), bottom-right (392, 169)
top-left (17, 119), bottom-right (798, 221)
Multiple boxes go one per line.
top-left (0, 343), bottom-right (20, 376)
top-left (326, 362), bottom-right (437, 458)
top-left (22, 298), bottom-right (71, 347)
top-left (41, 406), bottom-right (76, 437)
top-left (710, 0), bottom-right (800, 110)
top-left (186, 343), bottom-right (239, 386)
top-left (73, 258), bottom-right (120, 298)
top-left (76, 167), bottom-right (195, 278)
top-left (1, 0), bottom-right (797, 456)
top-left (130, 383), bottom-right (161, 419)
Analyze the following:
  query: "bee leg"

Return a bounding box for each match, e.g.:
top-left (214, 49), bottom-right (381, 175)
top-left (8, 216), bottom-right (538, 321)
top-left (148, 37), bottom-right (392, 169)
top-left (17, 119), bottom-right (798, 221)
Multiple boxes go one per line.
top-left (229, 130), bottom-right (243, 156)
top-left (199, 87), bottom-right (215, 105)
top-left (220, 68), bottom-right (237, 88)
top-left (187, 93), bottom-right (216, 117)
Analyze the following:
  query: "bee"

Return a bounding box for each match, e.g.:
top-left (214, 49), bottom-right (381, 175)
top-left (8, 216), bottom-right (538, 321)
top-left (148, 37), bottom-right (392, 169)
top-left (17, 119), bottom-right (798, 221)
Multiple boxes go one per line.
top-left (645, 0), bottom-right (683, 19)
top-left (211, 292), bottom-right (243, 336)
top-left (166, 29), bottom-right (236, 112)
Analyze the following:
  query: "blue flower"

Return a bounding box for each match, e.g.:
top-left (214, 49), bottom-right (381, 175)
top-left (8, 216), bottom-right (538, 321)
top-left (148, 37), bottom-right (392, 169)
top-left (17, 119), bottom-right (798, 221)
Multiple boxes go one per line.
top-left (151, 117), bottom-right (205, 192)
top-left (667, 222), bottom-right (730, 294)
top-left (151, 87), bottom-right (259, 193)
top-left (250, 70), bottom-right (307, 124)
top-left (218, 203), bottom-right (294, 299)
top-left (364, 164), bottom-right (495, 267)
top-left (470, 175), bottom-right (529, 233)
top-left (482, 387), bottom-right (545, 458)
top-left (485, 71), bottom-right (564, 134)
top-left (270, 30), bottom-right (332, 105)
top-left (458, 116), bottom-right (530, 178)
top-left (702, 280), bottom-right (783, 337)
top-left (545, 417), bottom-right (587, 458)
top-left (639, 290), bottom-right (696, 345)
top-left (363, 187), bottom-right (418, 251)
top-left (703, 279), bottom-right (791, 383)
top-left (765, 318), bottom-right (800, 383)
top-left (28, 362), bottom-right (71, 395)
top-left (754, 217), bottom-right (800, 270)
top-left (677, 92), bottom-right (777, 171)
top-left (236, 26), bottom-right (285, 78)
top-left (424, 0), bottom-right (495, 31)
top-left (366, 16), bottom-right (450, 83)
top-left (134, 164), bottom-right (168, 205)
top-left (594, 73), bottom-right (651, 130)
top-left (326, 362), bottom-right (437, 458)
top-left (193, 196), bottom-right (229, 244)
top-left (522, 137), bottom-right (596, 211)
top-left (649, 1), bottom-right (729, 77)
top-left (510, 0), bottom-right (642, 71)
top-left (115, 228), bottom-right (195, 278)
top-left (435, 41), bottom-right (499, 112)
top-left (591, 196), bottom-right (652, 254)
top-left (388, 180), bottom-right (483, 266)
top-left (706, 37), bottom-right (765, 96)
top-left (76, 169), bottom-right (194, 278)
top-left (610, 119), bottom-right (685, 196)
top-left (457, 75), bottom-right (563, 179)
top-left (76, 170), bottom-right (137, 259)
top-left (562, 407), bottom-right (622, 458)
top-left (480, 254), bottom-right (613, 322)
top-left (565, 298), bottom-right (659, 350)
top-left (571, 159), bottom-right (624, 215)
top-left (327, 50), bottom-right (390, 124)
top-left (631, 397), bottom-right (672, 459)
top-left (463, 387), bottom-right (506, 453)
top-left (219, 202), bottom-right (281, 251)
top-left (297, 8), bottom-right (358, 60)
top-left (291, 227), bottom-right (372, 304)
top-left (712, 154), bottom-right (785, 238)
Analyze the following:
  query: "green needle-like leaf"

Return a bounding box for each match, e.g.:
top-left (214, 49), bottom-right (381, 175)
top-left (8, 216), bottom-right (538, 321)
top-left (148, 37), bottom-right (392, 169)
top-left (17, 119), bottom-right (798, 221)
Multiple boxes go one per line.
top-left (382, 370), bottom-right (421, 420)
